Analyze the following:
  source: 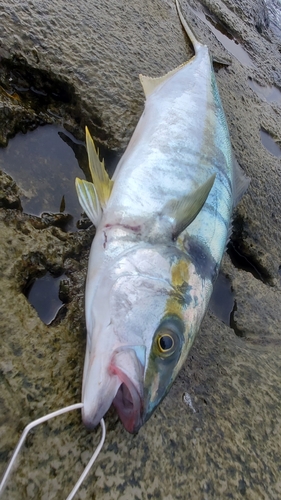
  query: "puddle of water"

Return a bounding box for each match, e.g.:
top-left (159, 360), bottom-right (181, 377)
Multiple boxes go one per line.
top-left (0, 125), bottom-right (120, 230)
top-left (248, 78), bottom-right (281, 103)
top-left (0, 126), bottom-right (84, 230)
top-left (194, 8), bottom-right (254, 67)
top-left (260, 128), bottom-right (281, 157)
top-left (209, 272), bottom-right (234, 326)
top-left (25, 272), bottom-right (66, 325)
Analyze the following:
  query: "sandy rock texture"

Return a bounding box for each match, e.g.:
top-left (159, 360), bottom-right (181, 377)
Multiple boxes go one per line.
top-left (0, 0), bottom-right (280, 499)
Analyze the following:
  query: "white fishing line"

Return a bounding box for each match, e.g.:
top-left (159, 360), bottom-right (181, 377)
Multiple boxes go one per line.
top-left (0, 403), bottom-right (106, 499)
top-left (66, 418), bottom-right (106, 500)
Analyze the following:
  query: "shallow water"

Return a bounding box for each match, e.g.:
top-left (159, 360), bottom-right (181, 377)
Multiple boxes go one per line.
top-left (248, 78), bottom-right (281, 103)
top-left (260, 128), bottom-right (281, 157)
top-left (0, 125), bottom-right (120, 230)
top-left (25, 272), bottom-right (67, 325)
top-left (0, 125), bottom-right (85, 230)
top-left (194, 8), bottom-right (254, 67)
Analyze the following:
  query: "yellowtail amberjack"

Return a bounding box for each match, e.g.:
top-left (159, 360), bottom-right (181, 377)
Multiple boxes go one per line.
top-left (75, 0), bottom-right (249, 433)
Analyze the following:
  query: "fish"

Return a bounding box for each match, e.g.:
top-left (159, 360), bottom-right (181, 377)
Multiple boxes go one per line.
top-left (75, 0), bottom-right (249, 434)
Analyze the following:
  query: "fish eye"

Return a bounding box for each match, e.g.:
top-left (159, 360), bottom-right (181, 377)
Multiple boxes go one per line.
top-left (153, 316), bottom-right (184, 360)
top-left (157, 332), bottom-right (174, 353)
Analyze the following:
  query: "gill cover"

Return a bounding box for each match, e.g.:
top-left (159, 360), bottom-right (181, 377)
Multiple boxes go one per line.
top-left (143, 315), bottom-right (185, 421)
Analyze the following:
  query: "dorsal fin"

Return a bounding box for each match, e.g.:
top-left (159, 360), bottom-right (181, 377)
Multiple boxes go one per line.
top-left (164, 174), bottom-right (216, 239)
top-left (75, 178), bottom-right (102, 226)
top-left (85, 127), bottom-right (113, 209)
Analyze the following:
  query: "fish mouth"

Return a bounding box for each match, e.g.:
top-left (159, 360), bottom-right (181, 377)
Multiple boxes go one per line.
top-left (82, 345), bottom-right (145, 433)
top-left (112, 369), bottom-right (142, 433)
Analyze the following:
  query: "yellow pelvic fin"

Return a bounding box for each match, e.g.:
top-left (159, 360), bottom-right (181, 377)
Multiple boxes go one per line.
top-left (75, 177), bottom-right (102, 226)
top-left (85, 127), bottom-right (113, 209)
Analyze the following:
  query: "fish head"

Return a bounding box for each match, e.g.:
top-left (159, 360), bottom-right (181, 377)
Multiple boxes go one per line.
top-left (82, 240), bottom-right (211, 433)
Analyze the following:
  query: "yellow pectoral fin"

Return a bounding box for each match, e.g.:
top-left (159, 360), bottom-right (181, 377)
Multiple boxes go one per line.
top-left (85, 127), bottom-right (113, 209)
top-left (75, 178), bottom-right (102, 226)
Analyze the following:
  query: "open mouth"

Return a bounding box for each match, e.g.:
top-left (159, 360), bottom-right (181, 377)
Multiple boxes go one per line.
top-left (112, 372), bottom-right (142, 433)
top-left (81, 346), bottom-right (145, 433)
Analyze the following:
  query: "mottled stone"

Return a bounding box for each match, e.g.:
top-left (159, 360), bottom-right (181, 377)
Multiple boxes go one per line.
top-left (0, 0), bottom-right (281, 499)
top-left (0, 172), bottom-right (22, 209)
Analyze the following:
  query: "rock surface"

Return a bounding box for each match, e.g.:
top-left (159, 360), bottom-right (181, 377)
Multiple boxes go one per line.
top-left (0, 0), bottom-right (281, 499)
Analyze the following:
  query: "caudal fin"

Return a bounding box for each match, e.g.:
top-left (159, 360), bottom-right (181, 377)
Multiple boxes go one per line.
top-left (139, 1), bottom-right (204, 98)
top-left (175, 0), bottom-right (203, 54)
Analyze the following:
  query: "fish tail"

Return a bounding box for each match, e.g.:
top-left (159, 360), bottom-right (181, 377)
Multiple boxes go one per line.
top-left (175, 0), bottom-right (203, 54)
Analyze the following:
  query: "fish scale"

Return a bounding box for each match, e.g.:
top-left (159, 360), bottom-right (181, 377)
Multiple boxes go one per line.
top-left (110, 50), bottom-right (214, 218)
top-left (75, 0), bottom-right (249, 434)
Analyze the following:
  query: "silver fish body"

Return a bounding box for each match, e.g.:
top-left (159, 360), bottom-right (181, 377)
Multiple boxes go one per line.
top-left (76, 1), bottom-right (249, 433)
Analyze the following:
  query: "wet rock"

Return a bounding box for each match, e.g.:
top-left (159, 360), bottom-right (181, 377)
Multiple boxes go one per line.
top-left (0, 61), bottom-right (78, 145)
top-left (0, 171), bottom-right (22, 209)
top-left (0, 0), bottom-right (281, 499)
top-left (0, 0), bottom-right (193, 148)
top-left (231, 268), bottom-right (281, 341)
top-left (0, 86), bottom-right (48, 147)
top-left (210, 0), bottom-right (270, 32)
